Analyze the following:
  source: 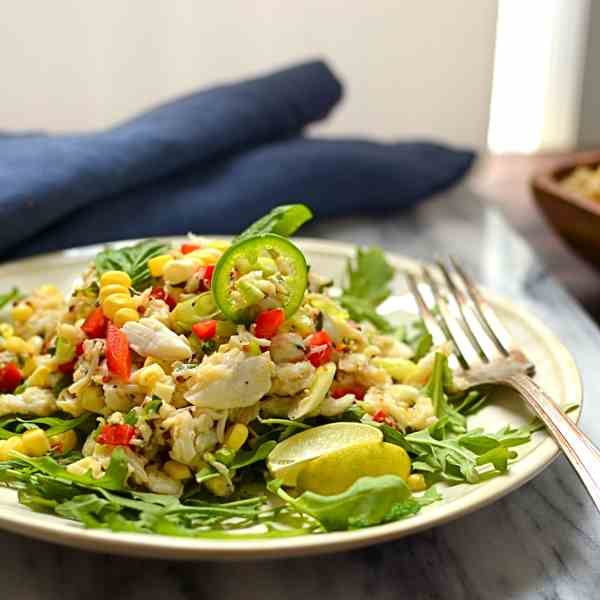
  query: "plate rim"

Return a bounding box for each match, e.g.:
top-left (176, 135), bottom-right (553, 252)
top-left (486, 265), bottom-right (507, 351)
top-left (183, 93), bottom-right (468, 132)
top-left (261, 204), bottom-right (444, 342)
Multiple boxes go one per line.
top-left (0, 237), bottom-right (583, 560)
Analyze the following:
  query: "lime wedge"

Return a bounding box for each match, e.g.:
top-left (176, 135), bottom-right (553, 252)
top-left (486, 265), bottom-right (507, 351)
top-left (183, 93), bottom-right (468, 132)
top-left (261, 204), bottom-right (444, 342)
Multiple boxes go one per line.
top-left (267, 422), bottom-right (383, 486)
top-left (297, 441), bottom-right (411, 495)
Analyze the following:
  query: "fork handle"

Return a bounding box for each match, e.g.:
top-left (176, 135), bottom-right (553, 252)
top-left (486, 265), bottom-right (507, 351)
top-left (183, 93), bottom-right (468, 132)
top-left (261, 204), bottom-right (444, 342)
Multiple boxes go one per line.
top-left (507, 373), bottom-right (600, 512)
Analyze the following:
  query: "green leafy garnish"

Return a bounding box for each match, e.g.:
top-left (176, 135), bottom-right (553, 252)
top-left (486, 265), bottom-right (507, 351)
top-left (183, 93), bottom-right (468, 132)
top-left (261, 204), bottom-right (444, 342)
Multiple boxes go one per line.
top-left (0, 413), bottom-right (95, 440)
top-left (0, 287), bottom-right (22, 310)
top-left (339, 247), bottom-right (395, 332)
top-left (236, 204), bottom-right (313, 242)
top-left (95, 239), bottom-right (169, 291)
top-left (269, 475), bottom-right (438, 531)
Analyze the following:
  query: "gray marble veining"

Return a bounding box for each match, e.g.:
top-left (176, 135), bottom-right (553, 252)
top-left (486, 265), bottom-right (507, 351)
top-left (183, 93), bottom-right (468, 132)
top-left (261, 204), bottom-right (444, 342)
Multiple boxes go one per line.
top-left (2, 185), bottom-right (599, 600)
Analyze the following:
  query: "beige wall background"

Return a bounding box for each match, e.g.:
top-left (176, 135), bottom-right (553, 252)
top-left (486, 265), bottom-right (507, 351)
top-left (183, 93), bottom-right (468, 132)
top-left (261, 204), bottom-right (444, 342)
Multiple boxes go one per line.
top-left (0, 1), bottom-right (498, 147)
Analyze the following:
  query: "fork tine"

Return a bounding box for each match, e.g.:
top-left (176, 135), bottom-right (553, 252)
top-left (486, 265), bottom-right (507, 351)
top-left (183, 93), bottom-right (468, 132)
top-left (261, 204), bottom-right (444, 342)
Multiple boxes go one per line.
top-left (435, 260), bottom-right (505, 362)
top-left (449, 256), bottom-right (511, 356)
top-left (405, 273), bottom-right (447, 346)
top-left (421, 266), bottom-right (474, 369)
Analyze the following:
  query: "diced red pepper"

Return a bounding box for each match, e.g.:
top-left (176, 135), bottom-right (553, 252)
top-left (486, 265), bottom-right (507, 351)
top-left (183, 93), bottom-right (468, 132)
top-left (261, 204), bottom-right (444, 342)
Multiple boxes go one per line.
top-left (254, 308), bottom-right (285, 339)
top-left (372, 409), bottom-right (388, 422)
top-left (150, 287), bottom-right (176, 310)
top-left (372, 409), bottom-right (395, 427)
top-left (331, 385), bottom-right (366, 400)
top-left (96, 423), bottom-right (136, 446)
top-left (0, 362), bottom-right (23, 393)
top-left (180, 243), bottom-right (201, 255)
top-left (81, 307), bottom-right (107, 338)
top-left (58, 359), bottom-right (76, 374)
top-left (198, 264), bottom-right (215, 290)
top-left (192, 319), bottom-right (217, 340)
top-left (307, 330), bottom-right (333, 367)
top-left (106, 322), bottom-right (131, 380)
top-left (76, 342), bottom-right (85, 356)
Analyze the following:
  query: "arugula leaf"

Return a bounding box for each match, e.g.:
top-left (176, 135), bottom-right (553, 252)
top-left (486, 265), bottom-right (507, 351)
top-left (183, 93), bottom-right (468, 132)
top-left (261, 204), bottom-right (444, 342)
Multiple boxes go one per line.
top-left (339, 247), bottom-right (395, 332)
top-left (236, 204), bottom-right (313, 242)
top-left (230, 440), bottom-right (277, 469)
top-left (0, 413), bottom-right (95, 440)
top-left (269, 475), bottom-right (422, 531)
top-left (376, 486), bottom-right (442, 525)
top-left (399, 318), bottom-right (433, 360)
top-left (15, 446), bottom-right (129, 491)
top-left (0, 287), bottom-right (22, 310)
top-left (95, 239), bottom-right (169, 291)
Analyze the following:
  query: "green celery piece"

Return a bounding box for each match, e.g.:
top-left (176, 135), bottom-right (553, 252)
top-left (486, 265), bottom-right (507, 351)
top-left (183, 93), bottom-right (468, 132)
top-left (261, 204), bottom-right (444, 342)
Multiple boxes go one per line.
top-left (236, 204), bottom-right (313, 242)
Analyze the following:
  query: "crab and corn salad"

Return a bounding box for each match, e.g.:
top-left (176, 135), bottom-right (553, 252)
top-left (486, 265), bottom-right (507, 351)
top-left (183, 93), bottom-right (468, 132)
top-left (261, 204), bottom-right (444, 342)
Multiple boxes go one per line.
top-left (0, 205), bottom-right (547, 538)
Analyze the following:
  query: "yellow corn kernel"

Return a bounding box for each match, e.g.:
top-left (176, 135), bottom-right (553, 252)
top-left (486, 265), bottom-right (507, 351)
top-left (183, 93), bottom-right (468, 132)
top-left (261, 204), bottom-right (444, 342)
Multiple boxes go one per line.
top-left (113, 307), bottom-right (140, 328)
top-left (152, 381), bottom-right (174, 403)
top-left (224, 423), bottom-right (248, 450)
top-left (163, 460), bottom-right (192, 480)
top-left (186, 248), bottom-right (222, 265)
top-left (11, 303), bottom-right (33, 322)
top-left (407, 473), bottom-right (427, 492)
top-left (80, 385), bottom-right (105, 413)
top-left (38, 284), bottom-right (60, 296)
top-left (163, 258), bottom-right (197, 284)
top-left (21, 357), bottom-right (37, 377)
top-left (0, 324), bottom-right (14, 338)
top-left (27, 365), bottom-right (50, 387)
top-left (206, 240), bottom-right (231, 252)
top-left (49, 429), bottom-right (78, 453)
top-left (132, 363), bottom-right (166, 389)
top-left (148, 255), bottom-right (173, 277)
top-left (4, 336), bottom-right (33, 354)
top-left (0, 436), bottom-right (25, 460)
top-left (99, 284), bottom-right (130, 303)
top-left (27, 335), bottom-right (44, 355)
top-left (100, 270), bottom-right (131, 288)
top-left (102, 293), bottom-right (135, 320)
top-left (204, 475), bottom-right (231, 497)
top-left (21, 428), bottom-right (51, 457)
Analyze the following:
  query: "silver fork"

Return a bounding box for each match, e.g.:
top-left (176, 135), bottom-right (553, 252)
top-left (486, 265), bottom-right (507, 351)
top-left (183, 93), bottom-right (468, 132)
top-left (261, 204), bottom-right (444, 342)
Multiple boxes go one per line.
top-left (406, 257), bottom-right (600, 512)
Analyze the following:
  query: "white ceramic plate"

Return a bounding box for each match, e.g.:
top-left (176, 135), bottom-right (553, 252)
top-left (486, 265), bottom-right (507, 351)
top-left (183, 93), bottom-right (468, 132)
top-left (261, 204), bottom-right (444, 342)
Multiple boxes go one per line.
top-left (0, 238), bottom-right (582, 560)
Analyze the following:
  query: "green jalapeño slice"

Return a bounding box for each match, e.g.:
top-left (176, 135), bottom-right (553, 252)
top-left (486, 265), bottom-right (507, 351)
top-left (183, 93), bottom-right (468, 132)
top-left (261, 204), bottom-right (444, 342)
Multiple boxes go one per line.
top-left (212, 234), bottom-right (308, 323)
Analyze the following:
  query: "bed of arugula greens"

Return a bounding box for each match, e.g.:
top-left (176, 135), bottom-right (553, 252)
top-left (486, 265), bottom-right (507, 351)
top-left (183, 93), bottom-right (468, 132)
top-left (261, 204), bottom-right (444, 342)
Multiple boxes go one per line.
top-left (0, 205), bottom-right (570, 540)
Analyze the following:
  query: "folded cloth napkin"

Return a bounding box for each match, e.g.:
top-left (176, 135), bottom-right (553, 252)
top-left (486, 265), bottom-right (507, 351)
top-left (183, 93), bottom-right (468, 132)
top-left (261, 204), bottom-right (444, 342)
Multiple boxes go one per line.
top-left (0, 60), bottom-right (475, 259)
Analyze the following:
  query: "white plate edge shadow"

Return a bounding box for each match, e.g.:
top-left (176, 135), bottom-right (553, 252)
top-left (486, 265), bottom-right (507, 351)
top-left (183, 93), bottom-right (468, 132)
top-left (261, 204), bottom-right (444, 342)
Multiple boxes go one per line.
top-left (0, 237), bottom-right (583, 560)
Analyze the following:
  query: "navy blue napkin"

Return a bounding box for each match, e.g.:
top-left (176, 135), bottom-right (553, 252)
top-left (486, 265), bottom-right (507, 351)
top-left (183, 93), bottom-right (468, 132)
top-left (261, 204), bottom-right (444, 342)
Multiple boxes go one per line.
top-left (0, 60), bottom-right (474, 259)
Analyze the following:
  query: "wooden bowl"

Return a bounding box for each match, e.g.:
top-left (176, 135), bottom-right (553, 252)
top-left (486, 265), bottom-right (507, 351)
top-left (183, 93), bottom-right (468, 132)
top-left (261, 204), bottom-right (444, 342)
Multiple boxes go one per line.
top-left (531, 150), bottom-right (600, 270)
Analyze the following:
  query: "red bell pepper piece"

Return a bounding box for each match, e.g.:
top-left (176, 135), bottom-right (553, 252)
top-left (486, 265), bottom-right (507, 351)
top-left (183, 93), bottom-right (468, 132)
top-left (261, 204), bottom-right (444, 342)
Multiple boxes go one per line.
top-left (106, 322), bottom-right (131, 380)
top-left (81, 307), bottom-right (107, 338)
top-left (150, 287), bottom-right (176, 310)
top-left (198, 264), bottom-right (215, 290)
top-left (192, 319), bottom-right (217, 340)
top-left (58, 360), bottom-right (76, 374)
top-left (254, 308), bottom-right (285, 339)
top-left (0, 362), bottom-right (23, 393)
top-left (307, 330), bottom-right (333, 367)
top-left (372, 409), bottom-right (387, 422)
top-left (181, 243), bottom-right (201, 255)
top-left (96, 423), bottom-right (136, 446)
top-left (331, 385), bottom-right (366, 400)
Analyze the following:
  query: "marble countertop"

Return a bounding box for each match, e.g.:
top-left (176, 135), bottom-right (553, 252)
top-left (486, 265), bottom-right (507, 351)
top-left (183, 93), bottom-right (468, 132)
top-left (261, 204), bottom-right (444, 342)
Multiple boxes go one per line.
top-left (3, 185), bottom-right (600, 600)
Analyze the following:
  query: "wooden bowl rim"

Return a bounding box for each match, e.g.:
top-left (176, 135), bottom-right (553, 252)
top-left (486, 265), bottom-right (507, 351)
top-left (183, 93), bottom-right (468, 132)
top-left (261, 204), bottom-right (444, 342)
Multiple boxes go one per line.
top-left (531, 150), bottom-right (600, 217)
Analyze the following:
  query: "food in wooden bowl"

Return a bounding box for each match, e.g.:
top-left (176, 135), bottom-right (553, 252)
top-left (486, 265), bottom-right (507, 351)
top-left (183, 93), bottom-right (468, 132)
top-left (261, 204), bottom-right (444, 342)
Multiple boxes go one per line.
top-left (531, 151), bottom-right (600, 270)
